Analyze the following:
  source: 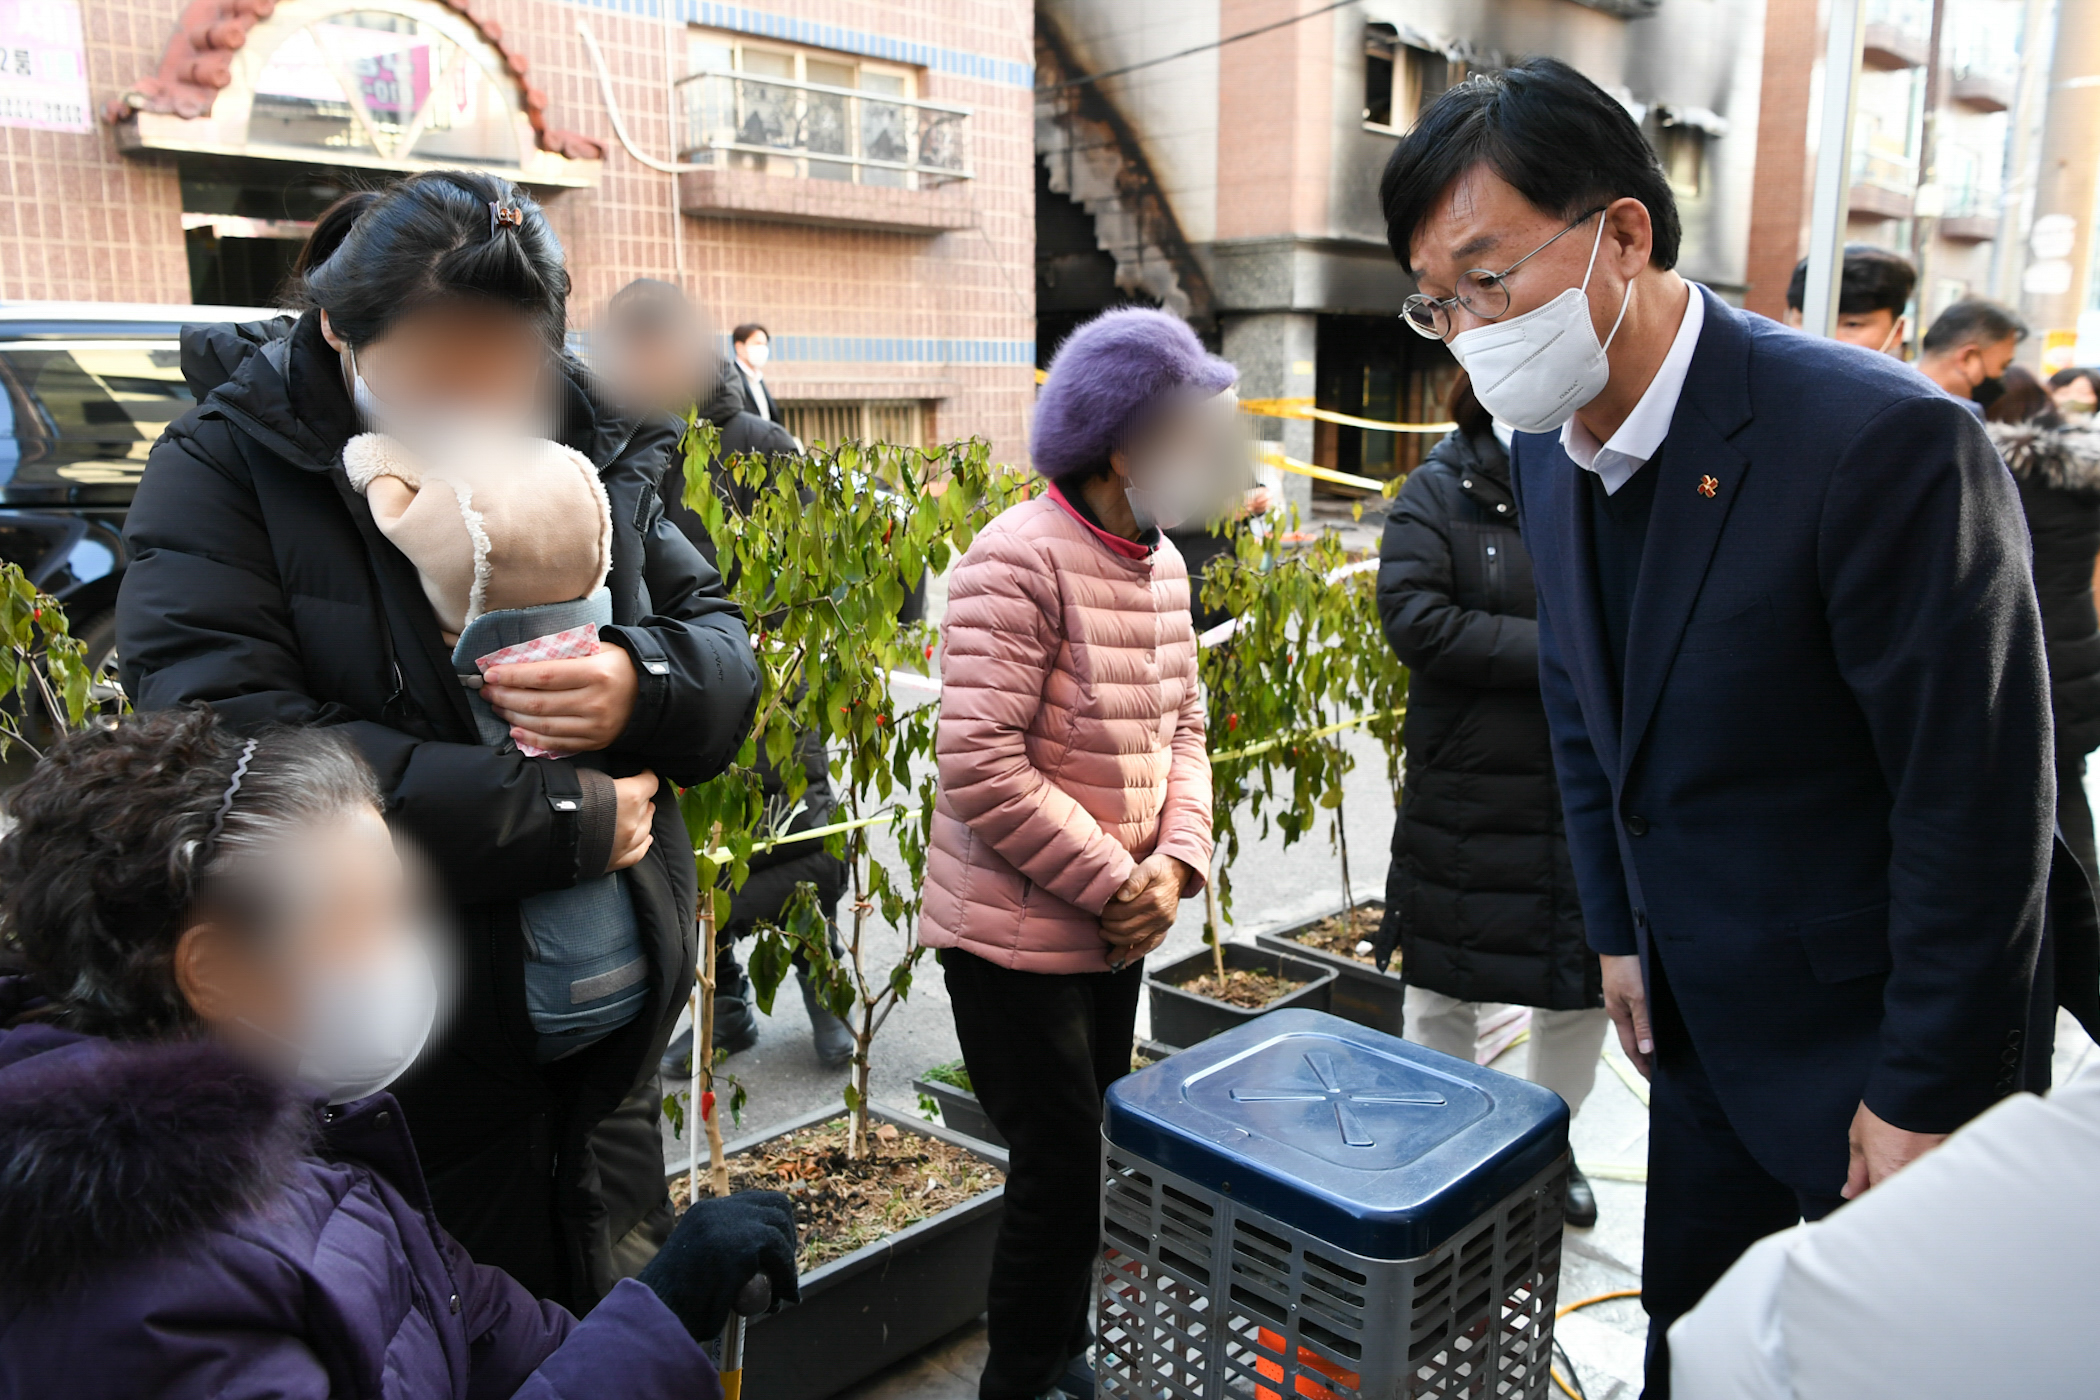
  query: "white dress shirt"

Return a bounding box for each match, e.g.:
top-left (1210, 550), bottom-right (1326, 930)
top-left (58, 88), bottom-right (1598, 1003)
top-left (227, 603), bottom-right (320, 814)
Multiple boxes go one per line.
top-left (1560, 283), bottom-right (1707, 495)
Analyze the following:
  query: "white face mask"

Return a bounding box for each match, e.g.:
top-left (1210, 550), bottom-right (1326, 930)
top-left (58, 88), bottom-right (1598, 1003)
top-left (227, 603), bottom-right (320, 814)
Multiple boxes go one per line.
top-left (244, 931), bottom-right (439, 1105)
top-left (1446, 217), bottom-right (1632, 435)
top-left (348, 347), bottom-right (548, 466)
top-left (742, 341), bottom-right (770, 369)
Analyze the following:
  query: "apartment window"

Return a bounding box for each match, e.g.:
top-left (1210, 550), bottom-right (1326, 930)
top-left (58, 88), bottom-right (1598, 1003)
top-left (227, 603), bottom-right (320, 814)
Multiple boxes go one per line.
top-left (1364, 27), bottom-right (1461, 133)
top-left (683, 31), bottom-right (965, 187)
top-left (782, 400), bottom-right (925, 451)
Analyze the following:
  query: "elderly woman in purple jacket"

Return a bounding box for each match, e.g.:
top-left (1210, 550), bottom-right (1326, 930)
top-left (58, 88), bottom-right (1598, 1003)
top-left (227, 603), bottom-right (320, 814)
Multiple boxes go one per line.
top-left (0, 709), bottom-right (796, 1400)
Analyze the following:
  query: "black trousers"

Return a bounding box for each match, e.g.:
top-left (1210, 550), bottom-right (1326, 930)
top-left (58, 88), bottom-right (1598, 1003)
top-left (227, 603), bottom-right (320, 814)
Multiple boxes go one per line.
top-left (943, 948), bottom-right (1143, 1400)
top-left (1639, 948), bottom-right (1844, 1400)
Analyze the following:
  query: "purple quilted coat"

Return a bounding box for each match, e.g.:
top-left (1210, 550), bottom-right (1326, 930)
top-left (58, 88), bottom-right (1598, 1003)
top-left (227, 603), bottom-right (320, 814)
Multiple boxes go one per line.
top-left (0, 1016), bottom-right (716, 1400)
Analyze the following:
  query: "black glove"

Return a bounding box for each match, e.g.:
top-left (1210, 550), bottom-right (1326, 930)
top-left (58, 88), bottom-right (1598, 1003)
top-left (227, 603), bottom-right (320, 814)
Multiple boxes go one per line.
top-left (637, 1189), bottom-right (800, 1341)
top-left (1371, 900), bottom-right (1400, 973)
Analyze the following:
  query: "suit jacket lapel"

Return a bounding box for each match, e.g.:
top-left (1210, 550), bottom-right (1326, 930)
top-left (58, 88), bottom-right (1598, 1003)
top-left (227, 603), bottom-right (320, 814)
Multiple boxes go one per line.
top-left (1618, 288), bottom-right (1754, 779)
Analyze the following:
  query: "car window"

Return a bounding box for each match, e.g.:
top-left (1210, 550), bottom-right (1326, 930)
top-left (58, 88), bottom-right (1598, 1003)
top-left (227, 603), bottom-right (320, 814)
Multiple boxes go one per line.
top-left (0, 341), bottom-right (193, 500)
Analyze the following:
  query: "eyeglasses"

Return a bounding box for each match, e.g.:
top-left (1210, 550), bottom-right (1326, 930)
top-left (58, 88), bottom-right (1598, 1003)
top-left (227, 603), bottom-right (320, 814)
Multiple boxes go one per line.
top-left (1401, 208), bottom-right (1608, 340)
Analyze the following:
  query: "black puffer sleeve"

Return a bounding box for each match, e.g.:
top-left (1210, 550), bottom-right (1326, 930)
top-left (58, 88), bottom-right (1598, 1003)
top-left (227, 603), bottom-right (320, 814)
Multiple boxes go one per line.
top-left (596, 417), bottom-right (761, 787)
top-left (1375, 452), bottom-right (1539, 689)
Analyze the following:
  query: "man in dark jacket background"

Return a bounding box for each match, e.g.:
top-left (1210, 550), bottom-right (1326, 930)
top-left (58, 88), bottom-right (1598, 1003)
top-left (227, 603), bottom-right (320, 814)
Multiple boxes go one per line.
top-left (117, 306), bottom-right (760, 1310)
top-left (1375, 371), bottom-right (1608, 1229)
top-left (602, 279), bottom-right (854, 1070)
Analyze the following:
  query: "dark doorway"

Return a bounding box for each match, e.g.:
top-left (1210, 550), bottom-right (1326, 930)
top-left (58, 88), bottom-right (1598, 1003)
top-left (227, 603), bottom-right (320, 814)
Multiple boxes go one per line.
top-left (185, 229), bottom-right (302, 308)
top-left (178, 161), bottom-right (361, 306)
top-left (1035, 158), bottom-right (1157, 368)
top-left (1315, 313), bottom-right (1457, 482)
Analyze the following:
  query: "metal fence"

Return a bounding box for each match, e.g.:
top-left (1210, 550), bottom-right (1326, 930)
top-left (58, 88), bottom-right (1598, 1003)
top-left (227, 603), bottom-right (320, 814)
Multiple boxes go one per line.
top-left (674, 69), bottom-right (971, 186)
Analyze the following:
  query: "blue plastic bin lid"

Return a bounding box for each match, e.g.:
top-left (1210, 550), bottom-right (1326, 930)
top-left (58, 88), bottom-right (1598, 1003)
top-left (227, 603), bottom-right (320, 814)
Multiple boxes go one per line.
top-left (1106, 1009), bottom-right (1569, 1259)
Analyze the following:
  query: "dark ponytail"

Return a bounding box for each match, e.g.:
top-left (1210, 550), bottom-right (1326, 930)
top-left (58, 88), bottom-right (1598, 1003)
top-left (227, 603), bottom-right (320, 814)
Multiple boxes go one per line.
top-left (289, 170), bottom-right (569, 348)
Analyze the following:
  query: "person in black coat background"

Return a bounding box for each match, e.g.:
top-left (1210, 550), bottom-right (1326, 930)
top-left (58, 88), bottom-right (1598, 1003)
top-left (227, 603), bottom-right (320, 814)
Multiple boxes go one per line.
top-left (1987, 368), bottom-right (2100, 885)
top-left (115, 175), bottom-right (761, 1311)
top-left (600, 278), bottom-right (854, 1070)
top-left (1374, 372), bottom-right (1608, 1227)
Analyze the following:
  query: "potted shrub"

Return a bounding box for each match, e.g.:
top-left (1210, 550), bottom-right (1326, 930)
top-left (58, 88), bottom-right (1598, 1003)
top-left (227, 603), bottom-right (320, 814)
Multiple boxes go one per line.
top-left (1143, 511), bottom-right (1409, 1045)
top-left (669, 427), bottom-right (1027, 1395)
top-left (1253, 898), bottom-right (1404, 1034)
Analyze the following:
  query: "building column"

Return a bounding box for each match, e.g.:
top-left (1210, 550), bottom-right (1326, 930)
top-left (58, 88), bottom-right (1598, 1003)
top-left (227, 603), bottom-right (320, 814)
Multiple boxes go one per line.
top-left (2024, 0), bottom-right (2100, 361)
top-left (1222, 311), bottom-right (1319, 522)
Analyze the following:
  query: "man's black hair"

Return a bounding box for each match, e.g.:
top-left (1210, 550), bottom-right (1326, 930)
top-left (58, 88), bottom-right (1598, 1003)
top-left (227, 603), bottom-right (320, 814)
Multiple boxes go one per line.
top-left (1785, 244), bottom-right (1916, 317)
top-left (1922, 299), bottom-right (2029, 355)
top-left (1379, 57), bottom-right (1681, 273)
top-left (731, 323), bottom-right (769, 345)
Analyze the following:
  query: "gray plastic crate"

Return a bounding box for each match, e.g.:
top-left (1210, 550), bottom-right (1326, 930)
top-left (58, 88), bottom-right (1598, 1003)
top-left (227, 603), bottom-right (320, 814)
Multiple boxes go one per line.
top-left (1095, 1010), bottom-right (1569, 1399)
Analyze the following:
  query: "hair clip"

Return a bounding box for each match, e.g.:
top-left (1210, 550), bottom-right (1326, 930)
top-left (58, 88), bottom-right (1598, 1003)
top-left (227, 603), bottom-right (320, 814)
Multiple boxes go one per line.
top-left (490, 201), bottom-right (524, 236)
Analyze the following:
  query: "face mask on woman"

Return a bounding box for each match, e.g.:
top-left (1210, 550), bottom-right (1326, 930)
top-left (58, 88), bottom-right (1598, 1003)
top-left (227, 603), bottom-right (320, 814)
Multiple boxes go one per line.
top-left (348, 346), bottom-right (550, 464)
top-left (242, 928), bottom-right (439, 1105)
top-left (1122, 390), bottom-right (1249, 532)
top-left (1446, 216), bottom-right (1632, 435)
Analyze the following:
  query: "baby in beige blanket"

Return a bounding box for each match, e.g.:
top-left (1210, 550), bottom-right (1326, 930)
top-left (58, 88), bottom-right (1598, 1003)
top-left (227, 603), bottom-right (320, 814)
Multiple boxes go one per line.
top-left (342, 431), bottom-right (613, 646)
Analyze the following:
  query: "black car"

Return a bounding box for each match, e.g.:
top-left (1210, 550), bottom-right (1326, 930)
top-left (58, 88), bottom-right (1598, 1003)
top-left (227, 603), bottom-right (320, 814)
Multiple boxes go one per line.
top-left (0, 300), bottom-right (283, 684)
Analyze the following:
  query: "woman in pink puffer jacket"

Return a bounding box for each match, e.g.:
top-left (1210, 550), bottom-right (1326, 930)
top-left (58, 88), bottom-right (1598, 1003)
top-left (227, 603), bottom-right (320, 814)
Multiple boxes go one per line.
top-left (922, 308), bottom-right (1229, 1400)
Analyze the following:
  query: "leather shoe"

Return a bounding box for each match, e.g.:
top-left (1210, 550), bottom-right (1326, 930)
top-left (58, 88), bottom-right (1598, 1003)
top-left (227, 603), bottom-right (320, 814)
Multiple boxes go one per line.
top-left (1565, 1161), bottom-right (1599, 1229)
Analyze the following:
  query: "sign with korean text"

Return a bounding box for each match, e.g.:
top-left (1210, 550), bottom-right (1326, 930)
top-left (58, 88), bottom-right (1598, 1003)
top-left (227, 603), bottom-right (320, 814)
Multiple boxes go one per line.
top-left (0, 0), bottom-right (90, 133)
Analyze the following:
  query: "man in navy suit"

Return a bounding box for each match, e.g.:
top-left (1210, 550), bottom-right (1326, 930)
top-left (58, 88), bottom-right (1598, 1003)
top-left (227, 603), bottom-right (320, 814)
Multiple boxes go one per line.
top-left (1377, 60), bottom-right (2053, 1396)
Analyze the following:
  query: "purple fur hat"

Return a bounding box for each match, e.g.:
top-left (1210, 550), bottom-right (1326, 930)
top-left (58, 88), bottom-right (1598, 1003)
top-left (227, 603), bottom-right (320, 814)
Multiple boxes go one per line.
top-left (1032, 308), bottom-right (1237, 480)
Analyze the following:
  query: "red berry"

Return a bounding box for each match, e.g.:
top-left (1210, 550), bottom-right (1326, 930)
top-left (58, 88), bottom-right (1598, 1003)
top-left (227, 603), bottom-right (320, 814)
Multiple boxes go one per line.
top-left (876, 714), bottom-right (887, 725)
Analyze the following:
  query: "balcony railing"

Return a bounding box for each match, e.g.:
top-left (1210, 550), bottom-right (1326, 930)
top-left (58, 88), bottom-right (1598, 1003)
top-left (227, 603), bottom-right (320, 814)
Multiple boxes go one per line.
top-left (674, 69), bottom-right (971, 187)
top-left (1852, 147), bottom-right (1917, 195)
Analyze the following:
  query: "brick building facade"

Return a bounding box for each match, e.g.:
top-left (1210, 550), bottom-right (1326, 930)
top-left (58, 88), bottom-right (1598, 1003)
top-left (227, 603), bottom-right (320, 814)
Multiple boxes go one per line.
top-left (0, 0), bottom-right (1036, 461)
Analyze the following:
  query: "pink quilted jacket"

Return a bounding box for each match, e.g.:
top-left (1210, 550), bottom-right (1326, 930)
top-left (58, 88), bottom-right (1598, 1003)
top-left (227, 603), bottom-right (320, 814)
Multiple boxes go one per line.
top-left (919, 487), bottom-right (1214, 973)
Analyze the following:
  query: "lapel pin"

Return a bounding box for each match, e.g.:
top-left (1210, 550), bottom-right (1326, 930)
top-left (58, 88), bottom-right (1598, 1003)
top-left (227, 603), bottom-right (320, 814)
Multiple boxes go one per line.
top-left (1698, 475), bottom-right (1719, 498)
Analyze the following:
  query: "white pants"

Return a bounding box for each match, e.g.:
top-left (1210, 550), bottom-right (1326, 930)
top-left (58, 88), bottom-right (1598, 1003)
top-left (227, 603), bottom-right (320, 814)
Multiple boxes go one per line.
top-left (1403, 985), bottom-right (1611, 1118)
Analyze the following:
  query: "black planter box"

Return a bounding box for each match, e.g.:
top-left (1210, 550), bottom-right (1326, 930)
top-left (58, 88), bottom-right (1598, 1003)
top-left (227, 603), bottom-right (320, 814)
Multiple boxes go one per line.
top-left (690, 1101), bottom-right (1008, 1400)
top-left (1145, 942), bottom-right (1335, 1050)
top-left (1253, 899), bottom-right (1404, 1035)
top-left (911, 1075), bottom-right (1007, 1149)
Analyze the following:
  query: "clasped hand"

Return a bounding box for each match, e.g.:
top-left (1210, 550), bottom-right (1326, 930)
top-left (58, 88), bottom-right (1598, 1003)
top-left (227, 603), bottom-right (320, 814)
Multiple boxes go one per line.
top-left (1103, 853), bottom-right (1196, 969)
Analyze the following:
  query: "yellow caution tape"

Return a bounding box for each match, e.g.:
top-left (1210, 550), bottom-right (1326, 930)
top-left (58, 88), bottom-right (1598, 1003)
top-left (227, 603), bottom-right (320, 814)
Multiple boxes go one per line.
top-left (1240, 395), bottom-right (1457, 435)
top-left (1259, 449), bottom-right (1388, 494)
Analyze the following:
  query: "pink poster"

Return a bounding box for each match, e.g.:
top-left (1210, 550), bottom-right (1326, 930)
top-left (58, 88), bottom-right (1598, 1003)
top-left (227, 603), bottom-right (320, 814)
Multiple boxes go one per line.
top-left (0, 0), bottom-right (90, 134)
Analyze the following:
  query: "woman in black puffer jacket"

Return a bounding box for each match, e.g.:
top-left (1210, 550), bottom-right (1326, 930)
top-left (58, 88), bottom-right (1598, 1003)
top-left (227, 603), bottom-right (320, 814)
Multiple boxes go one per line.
top-left (1987, 368), bottom-right (2100, 885)
top-left (116, 174), bottom-right (761, 1308)
top-left (1372, 373), bottom-right (1606, 1227)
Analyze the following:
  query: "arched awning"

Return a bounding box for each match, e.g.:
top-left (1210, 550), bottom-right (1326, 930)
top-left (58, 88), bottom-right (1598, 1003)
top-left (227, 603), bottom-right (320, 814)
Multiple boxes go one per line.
top-left (108, 0), bottom-right (601, 187)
